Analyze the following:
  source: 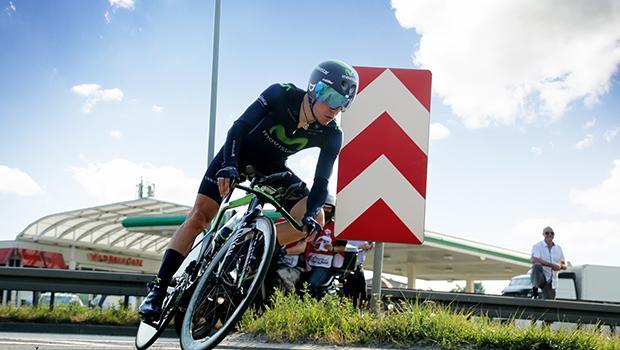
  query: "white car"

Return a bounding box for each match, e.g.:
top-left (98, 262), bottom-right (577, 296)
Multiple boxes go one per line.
top-left (38, 292), bottom-right (84, 306)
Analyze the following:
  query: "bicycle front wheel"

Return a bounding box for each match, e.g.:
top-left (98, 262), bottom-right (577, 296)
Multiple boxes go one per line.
top-left (180, 216), bottom-right (276, 350)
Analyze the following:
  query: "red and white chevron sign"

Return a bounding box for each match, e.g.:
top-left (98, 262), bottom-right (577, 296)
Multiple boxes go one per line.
top-left (335, 67), bottom-right (431, 244)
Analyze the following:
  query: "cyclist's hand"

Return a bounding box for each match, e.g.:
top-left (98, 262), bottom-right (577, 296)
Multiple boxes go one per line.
top-left (215, 166), bottom-right (240, 198)
top-left (304, 232), bottom-right (317, 243)
top-left (301, 214), bottom-right (322, 236)
top-left (276, 245), bottom-right (287, 258)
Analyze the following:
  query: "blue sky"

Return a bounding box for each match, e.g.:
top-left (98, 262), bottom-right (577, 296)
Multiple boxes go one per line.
top-left (1, 0), bottom-right (620, 282)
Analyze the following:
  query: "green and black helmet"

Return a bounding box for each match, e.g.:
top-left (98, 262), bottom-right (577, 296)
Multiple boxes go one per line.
top-left (307, 60), bottom-right (359, 111)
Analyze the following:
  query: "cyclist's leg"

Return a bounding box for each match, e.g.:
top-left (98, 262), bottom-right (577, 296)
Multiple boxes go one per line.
top-left (167, 194), bottom-right (219, 255)
top-left (140, 153), bottom-right (224, 319)
top-left (276, 196), bottom-right (325, 245)
top-left (159, 150), bottom-right (226, 282)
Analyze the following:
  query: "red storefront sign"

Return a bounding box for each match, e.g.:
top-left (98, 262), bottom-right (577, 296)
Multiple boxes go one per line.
top-left (87, 252), bottom-right (144, 267)
top-left (0, 248), bottom-right (67, 269)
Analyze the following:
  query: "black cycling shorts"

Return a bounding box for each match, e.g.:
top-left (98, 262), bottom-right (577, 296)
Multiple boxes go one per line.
top-left (198, 150), bottom-right (309, 212)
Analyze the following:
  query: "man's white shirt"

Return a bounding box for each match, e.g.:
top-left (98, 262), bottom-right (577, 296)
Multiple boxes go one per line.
top-left (531, 240), bottom-right (565, 289)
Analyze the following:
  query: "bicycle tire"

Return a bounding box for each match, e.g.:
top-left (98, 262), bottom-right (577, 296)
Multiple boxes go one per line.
top-left (180, 216), bottom-right (276, 350)
top-left (135, 291), bottom-right (176, 350)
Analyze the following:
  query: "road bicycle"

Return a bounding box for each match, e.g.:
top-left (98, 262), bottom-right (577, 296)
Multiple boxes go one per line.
top-left (135, 170), bottom-right (308, 350)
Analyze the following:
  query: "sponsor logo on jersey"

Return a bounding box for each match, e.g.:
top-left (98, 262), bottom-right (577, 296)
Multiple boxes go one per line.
top-left (279, 83), bottom-right (293, 91)
top-left (258, 95), bottom-right (268, 107)
top-left (263, 124), bottom-right (309, 153)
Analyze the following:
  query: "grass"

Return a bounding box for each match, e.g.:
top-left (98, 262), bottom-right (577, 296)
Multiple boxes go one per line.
top-left (2, 293), bottom-right (620, 349)
top-left (240, 290), bottom-right (620, 350)
top-left (0, 304), bottom-right (140, 326)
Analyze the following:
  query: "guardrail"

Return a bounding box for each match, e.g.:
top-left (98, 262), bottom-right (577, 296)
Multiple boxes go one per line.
top-left (1, 267), bottom-right (619, 329)
top-left (381, 288), bottom-right (620, 328)
top-left (0, 267), bottom-right (152, 309)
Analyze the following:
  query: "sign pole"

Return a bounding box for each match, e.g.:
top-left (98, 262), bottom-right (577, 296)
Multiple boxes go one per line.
top-left (207, 0), bottom-right (221, 164)
top-left (335, 67), bottom-right (431, 311)
top-left (370, 242), bottom-right (384, 311)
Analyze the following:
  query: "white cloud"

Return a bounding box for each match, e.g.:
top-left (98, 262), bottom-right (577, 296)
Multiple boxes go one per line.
top-left (604, 127), bottom-right (619, 142)
top-left (109, 130), bottom-right (122, 139)
top-left (584, 117), bottom-right (596, 129)
top-left (391, 0), bottom-right (620, 128)
top-left (104, 10), bottom-right (111, 24)
top-left (286, 149), bottom-right (339, 195)
top-left (530, 146), bottom-right (542, 156)
top-left (575, 134), bottom-right (594, 150)
top-left (71, 84), bottom-right (123, 113)
top-left (569, 159), bottom-right (620, 216)
top-left (109, 0), bottom-right (134, 10)
top-left (68, 159), bottom-right (199, 205)
top-left (509, 218), bottom-right (620, 266)
top-left (430, 122), bottom-right (450, 141)
top-left (152, 105), bottom-right (164, 113)
top-left (4, 1), bottom-right (16, 15)
top-left (0, 165), bottom-right (44, 196)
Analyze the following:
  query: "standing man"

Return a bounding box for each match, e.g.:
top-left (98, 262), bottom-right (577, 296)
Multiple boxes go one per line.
top-left (530, 226), bottom-right (567, 299)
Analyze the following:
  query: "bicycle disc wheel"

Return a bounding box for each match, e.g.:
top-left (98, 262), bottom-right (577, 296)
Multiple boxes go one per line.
top-left (180, 216), bottom-right (275, 350)
top-left (135, 290), bottom-right (176, 350)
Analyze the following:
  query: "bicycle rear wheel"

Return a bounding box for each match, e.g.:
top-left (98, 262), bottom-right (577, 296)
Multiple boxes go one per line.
top-left (135, 289), bottom-right (177, 350)
top-left (180, 216), bottom-right (276, 350)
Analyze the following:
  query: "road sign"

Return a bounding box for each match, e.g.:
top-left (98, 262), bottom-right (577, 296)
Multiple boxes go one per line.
top-left (335, 67), bottom-right (431, 244)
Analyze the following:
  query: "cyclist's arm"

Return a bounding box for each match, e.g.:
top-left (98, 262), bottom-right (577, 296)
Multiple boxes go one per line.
top-left (305, 132), bottom-right (342, 217)
top-left (284, 241), bottom-right (307, 255)
top-left (221, 84), bottom-right (281, 167)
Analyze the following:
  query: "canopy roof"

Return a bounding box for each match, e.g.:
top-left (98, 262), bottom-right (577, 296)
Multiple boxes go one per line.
top-left (17, 198), bottom-right (190, 256)
top-left (366, 230), bottom-right (531, 281)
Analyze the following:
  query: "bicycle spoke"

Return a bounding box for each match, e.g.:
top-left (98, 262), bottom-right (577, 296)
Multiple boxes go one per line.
top-left (181, 216), bottom-right (276, 350)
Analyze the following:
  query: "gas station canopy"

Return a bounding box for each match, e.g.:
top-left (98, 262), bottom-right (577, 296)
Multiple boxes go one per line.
top-left (16, 198), bottom-right (190, 256)
top-left (366, 230), bottom-right (531, 283)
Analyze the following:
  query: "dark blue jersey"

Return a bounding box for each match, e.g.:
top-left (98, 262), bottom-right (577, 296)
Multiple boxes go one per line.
top-left (220, 83), bottom-right (342, 217)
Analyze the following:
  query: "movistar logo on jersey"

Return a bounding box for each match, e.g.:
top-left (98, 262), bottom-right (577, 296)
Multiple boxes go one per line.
top-left (279, 83), bottom-right (293, 91)
top-left (268, 125), bottom-right (308, 151)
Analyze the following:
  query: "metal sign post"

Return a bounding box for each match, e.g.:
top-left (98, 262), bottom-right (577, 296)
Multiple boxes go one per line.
top-left (370, 242), bottom-right (384, 310)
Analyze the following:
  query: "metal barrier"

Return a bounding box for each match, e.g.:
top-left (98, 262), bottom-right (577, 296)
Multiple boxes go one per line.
top-left (1, 267), bottom-right (619, 328)
top-left (0, 267), bottom-right (153, 309)
top-left (381, 288), bottom-right (620, 328)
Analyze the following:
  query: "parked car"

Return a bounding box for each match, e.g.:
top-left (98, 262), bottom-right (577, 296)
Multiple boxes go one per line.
top-left (38, 292), bottom-right (84, 306)
top-left (501, 274), bottom-right (538, 297)
top-left (502, 271), bottom-right (578, 300)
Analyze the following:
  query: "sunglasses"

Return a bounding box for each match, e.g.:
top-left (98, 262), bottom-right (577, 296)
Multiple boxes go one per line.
top-left (544, 232), bottom-right (555, 236)
top-left (313, 81), bottom-right (352, 110)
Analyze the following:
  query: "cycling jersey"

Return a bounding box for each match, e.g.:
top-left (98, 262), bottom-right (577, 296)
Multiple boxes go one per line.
top-left (202, 83), bottom-right (342, 217)
top-left (306, 221), bottom-right (337, 269)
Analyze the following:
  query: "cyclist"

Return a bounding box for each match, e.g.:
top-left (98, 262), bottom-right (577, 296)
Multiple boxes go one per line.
top-left (139, 60), bottom-right (359, 320)
top-left (305, 194), bottom-right (345, 298)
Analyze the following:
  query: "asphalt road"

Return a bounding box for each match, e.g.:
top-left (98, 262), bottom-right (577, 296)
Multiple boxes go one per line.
top-left (0, 332), bottom-right (180, 350)
top-left (0, 333), bottom-right (186, 350)
top-left (0, 332), bottom-right (438, 350)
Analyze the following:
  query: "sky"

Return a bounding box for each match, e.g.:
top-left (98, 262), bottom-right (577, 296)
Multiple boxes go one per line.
top-left (1, 0), bottom-right (620, 292)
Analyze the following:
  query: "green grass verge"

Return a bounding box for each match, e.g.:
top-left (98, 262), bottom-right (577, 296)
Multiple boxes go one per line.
top-left (240, 291), bottom-right (620, 350)
top-left (0, 304), bottom-right (140, 326)
top-left (3, 293), bottom-right (620, 350)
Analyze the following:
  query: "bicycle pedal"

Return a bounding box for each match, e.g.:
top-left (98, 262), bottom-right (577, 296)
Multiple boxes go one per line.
top-left (141, 316), bottom-right (161, 328)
